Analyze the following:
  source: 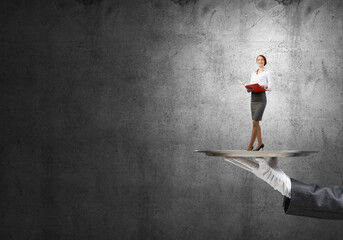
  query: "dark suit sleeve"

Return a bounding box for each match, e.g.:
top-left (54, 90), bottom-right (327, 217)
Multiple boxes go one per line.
top-left (283, 178), bottom-right (343, 220)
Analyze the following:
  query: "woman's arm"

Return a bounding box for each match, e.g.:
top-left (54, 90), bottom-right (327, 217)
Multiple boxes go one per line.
top-left (260, 71), bottom-right (272, 90)
top-left (266, 71), bottom-right (272, 91)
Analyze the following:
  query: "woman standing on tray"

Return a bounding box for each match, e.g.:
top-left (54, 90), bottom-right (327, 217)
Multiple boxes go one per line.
top-left (246, 55), bottom-right (272, 151)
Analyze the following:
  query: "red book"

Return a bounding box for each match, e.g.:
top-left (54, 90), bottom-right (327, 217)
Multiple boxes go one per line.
top-left (245, 83), bottom-right (266, 93)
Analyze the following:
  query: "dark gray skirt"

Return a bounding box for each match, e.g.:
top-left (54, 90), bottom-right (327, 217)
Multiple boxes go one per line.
top-left (251, 92), bottom-right (266, 121)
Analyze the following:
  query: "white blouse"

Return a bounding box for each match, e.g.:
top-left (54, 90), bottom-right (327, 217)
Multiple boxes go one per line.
top-left (250, 69), bottom-right (272, 91)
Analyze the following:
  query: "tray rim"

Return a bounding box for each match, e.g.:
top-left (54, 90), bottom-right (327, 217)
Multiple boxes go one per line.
top-left (195, 150), bottom-right (318, 157)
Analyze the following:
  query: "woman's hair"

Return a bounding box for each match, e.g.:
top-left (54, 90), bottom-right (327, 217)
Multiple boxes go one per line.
top-left (256, 55), bottom-right (267, 66)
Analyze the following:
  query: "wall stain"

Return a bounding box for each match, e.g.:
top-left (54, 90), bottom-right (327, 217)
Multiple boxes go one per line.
top-left (75, 0), bottom-right (93, 5)
top-left (171, 0), bottom-right (197, 6)
top-left (306, 5), bottom-right (312, 14)
top-left (209, 9), bottom-right (217, 24)
top-left (254, 0), bottom-right (279, 11)
top-left (150, 0), bottom-right (163, 10)
top-left (202, 4), bottom-right (210, 15)
top-left (321, 60), bottom-right (329, 80)
top-left (258, 0), bottom-right (266, 9)
top-left (202, 4), bottom-right (216, 18)
top-left (274, 0), bottom-right (300, 6)
top-left (305, 0), bottom-right (324, 16)
top-left (75, 0), bottom-right (102, 6)
top-left (312, 10), bottom-right (320, 24)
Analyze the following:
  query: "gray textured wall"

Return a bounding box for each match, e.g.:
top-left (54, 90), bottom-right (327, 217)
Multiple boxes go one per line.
top-left (1, 0), bottom-right (343, 239)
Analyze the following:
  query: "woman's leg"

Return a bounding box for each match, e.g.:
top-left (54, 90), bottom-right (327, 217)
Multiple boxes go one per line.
top-left (256, 123), bottom-right (263, 148)
top-left (247, 120), bottom-right (260, 150)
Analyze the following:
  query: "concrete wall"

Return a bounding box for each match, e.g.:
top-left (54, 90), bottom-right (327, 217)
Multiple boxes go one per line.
top-left (1, 0), bottom-right (343, 239)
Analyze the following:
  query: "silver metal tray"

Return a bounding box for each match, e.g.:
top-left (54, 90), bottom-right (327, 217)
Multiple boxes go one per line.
top-left (195, 150), bottom-right (318, 158)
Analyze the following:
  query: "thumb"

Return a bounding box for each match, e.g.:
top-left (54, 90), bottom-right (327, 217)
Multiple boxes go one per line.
top-left (255, 157), bottom-right (267, 167)
top-left (255, 158), bottom-right (270, 174)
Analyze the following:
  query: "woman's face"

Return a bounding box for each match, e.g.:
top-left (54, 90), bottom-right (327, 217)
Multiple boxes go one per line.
top-left (256, 56), bottom-right (265, 68)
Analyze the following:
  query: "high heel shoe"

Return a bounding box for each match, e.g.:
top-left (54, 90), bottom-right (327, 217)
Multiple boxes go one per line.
top-left (254, 143), bottom-right (264, 151)
top-left (247, 146), bottom-right (254, 151)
